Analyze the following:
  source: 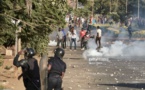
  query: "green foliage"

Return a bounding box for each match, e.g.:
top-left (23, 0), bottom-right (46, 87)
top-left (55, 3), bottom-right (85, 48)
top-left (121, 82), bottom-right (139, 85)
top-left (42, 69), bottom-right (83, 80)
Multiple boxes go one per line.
top-left (0, 0), bottom-right (68, 54)
top-left (73, 8), bottom-right (91, 17)
top-left (92, 0), bottom-right (145, 22)
top-left (94, 0), bottom-right (110, 15)
top-left (78, 0), bottom-right (88, 5)
top-left (74, 0), bottom-right (92, 17)
top-left (109, 13), bottom-right (120, 22)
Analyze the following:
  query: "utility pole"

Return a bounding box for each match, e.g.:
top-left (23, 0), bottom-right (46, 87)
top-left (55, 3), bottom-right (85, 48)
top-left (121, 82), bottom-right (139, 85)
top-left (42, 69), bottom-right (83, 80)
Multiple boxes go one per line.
top-left (126, 0), bottom-right (128, 13)
top-left (14, 20), bottom-right (21, 56)
top-left (15, 29), bottom-right (18, 56)
top-left (138, 0), bottom-right (140, 18)
top-left (13, 19), bottom-right (21, 78)
top-left (18, 26), bottom-right (21, 53)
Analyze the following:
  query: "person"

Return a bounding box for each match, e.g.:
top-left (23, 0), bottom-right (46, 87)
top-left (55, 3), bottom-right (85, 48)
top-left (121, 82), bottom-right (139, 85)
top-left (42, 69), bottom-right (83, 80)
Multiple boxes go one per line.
top-left (47, 48), bottom-right (66, 90)
top-left (96, 26), bottom-right (102, 49)
top-left (82, 20), bottom-right (88, 30)
top-left (79, 28), bottom-right (86, 48)
top-left (70, 27), bottom-right (77, 51)
top-left (68, 21), bottom-right (72, 30)
top-left (81, 31), bottom-right (94, 50)
top-left (67, 28), bottom-right (72, 47)
top-left (13, 48), bottom-right (40, 90)
top-left (128, 25), bottom-right (132, 39)
top-left (87, 16), bottom-right (93, 34)
top-left (57, 28), bottom-right (63, 48)
top-left (62, 28), bottom-right (66, 49)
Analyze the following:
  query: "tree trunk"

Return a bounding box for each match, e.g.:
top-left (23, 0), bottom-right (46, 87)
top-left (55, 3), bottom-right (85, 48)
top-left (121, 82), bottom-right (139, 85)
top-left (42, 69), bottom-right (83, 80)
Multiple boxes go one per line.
top-left (25, 0), bottom-right (32, 17)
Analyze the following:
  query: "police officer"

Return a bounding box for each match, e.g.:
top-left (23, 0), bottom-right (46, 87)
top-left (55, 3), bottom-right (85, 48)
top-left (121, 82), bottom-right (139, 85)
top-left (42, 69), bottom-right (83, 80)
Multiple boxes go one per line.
top-left (13, 48), bottom-right (40, 90)
top-left (47, 48), bottom-right (66, 90)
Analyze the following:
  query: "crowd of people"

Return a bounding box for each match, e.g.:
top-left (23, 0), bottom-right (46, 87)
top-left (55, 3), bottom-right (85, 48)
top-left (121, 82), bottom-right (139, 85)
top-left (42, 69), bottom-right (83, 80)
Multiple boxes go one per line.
top-left (55, 14), bottom-right (103, 51)
top-left (65, 14), bottom-right (109, 28)
top-left (56, 25), bottom-right (102, 51)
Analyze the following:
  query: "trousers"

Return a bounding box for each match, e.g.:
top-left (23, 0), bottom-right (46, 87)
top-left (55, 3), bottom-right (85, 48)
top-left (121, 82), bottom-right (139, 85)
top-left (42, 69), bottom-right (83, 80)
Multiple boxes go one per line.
top-left (47, 76), bottom-right (62, 90)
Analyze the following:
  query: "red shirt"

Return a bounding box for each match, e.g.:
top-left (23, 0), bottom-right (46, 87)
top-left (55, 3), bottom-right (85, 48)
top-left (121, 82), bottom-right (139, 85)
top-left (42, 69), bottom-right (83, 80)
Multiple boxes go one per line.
top-left (80, 30), bottom-right (86, 38)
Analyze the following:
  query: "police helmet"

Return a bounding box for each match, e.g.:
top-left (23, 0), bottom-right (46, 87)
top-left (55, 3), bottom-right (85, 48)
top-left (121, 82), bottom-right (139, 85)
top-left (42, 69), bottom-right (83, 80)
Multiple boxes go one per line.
top-left (24, 48), bottom-right (35, 58)
top-left (54, 48), bottom-right (65, 58)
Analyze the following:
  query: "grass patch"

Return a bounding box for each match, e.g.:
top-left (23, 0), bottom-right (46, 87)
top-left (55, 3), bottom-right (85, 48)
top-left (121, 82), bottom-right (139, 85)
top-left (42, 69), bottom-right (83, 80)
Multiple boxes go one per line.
top-left (94, 24), bottom-right (110, 27)
top-left (107, 27), bottom-right (145, 38)
top-left (133, 30), bottom-right (145, 38)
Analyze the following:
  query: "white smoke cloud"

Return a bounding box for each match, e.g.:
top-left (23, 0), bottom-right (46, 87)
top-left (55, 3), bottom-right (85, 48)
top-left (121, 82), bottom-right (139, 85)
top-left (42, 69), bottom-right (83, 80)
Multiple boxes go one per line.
top-left (83, 39), bottom-right (145, 60)
top-left (83, 27), bottom-right (145, 60)
top-left (48, 40), bottom-right (57, 46)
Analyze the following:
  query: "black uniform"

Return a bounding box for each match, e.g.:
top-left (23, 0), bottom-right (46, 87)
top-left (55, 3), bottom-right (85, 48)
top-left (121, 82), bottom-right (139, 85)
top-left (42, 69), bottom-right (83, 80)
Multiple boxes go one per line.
top-left (13, 54), bottom-right (40, 90)
top-left (47, 57), bottom-right (66, 90)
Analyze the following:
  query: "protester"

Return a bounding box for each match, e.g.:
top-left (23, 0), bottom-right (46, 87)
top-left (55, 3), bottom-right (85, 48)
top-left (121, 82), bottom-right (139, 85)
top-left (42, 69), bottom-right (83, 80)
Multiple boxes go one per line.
top-left (62, 28), bottom-right (67, 49)
top-left (128, 25), bottom-right (132, 39)
top-left (96, 26), bottom-right (102, 49)
top-left (67, 28), bottom-right (72, 47)
top-left (57, 28), bottom-right (63, 48)
top-left (82, 20), bottom-right (88, 31)
top-left (87, 16), bottom-right (93, 34)
top-left (79, 28), bottom-right (86, 48)
top-left (81, 31), bottom-right (94, 50)
top-left (47, 48), bottom-right (66, 90)
top-left (70, 27), bottom-right (77, 51)
top-left (13, 48), bottom-right (40, 90)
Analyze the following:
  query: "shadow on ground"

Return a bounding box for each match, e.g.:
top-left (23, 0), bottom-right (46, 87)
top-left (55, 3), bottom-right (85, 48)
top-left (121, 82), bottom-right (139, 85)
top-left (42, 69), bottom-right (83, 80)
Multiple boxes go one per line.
top-left (99, 83), bottom-right (145, 89)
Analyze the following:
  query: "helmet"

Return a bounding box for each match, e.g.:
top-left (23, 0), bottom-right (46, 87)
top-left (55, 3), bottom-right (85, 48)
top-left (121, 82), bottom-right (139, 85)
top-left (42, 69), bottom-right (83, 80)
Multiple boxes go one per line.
top-left (24, 48), bottom-right (35, 58)
top-left (54, 48), bottom-right (65, 58)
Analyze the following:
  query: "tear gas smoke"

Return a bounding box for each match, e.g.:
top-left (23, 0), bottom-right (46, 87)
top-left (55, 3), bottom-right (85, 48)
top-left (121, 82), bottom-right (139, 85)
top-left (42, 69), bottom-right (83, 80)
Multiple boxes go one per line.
top-left (83, 27), bottom-right (145, 60)
top-left (84, 39), bottom-right (145, 59)
top-left (48, 40), bottom-right (57, 46)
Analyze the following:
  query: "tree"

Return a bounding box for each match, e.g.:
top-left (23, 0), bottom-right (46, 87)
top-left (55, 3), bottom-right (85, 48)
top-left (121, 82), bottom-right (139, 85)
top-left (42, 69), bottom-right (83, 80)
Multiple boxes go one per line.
top-left (94, 0), bottom-right (110, 15)
top-left (93, 0), bottom-right (145, 22)
top-left (0, 0), bottom-right (69, 53)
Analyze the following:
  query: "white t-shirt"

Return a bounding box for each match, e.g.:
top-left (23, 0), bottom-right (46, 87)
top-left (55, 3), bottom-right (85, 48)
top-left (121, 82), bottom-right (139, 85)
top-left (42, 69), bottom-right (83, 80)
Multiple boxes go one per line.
top-left (97, 29), bottom-right (102, 37)
top-left (71, 30), bottom-right (77, 39)
top-left (81, 18), bottom-right (85, 24)
top-left (57, 31), bottom-right (63, 39)
top-left (67, 30), bottom-right (72, 38)
top-left (65, 17), bottom-right (69, 23)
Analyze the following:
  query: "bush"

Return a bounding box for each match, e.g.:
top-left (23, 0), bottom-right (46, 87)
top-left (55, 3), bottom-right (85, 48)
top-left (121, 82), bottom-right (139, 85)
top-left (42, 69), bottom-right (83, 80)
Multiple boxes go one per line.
top-left (109, 13), bottom-right (120, 23)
